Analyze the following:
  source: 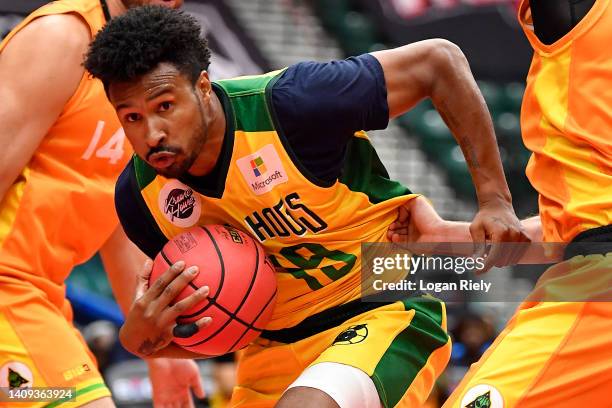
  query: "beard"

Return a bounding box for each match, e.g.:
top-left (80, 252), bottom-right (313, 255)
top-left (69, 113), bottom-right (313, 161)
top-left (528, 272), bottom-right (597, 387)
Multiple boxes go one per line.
top-left (155, 149), bottom-right (197, 179)
top-left (155, 107), bottom-right (208, 179)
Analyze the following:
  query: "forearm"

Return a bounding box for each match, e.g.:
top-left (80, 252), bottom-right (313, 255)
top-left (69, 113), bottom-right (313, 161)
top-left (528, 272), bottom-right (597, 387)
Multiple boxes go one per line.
top-left (444, 216), bottom-right (560, 264)
top-left (521, 216), bottom-right (543, 242)
top-left (516, 216), bottom-right (563, 264)
top-left (430, 47), bottom-right (511, 206)
top-left (442, 216), bottom-right (542, 243)
top-left (145, 343), bottom-right (212, 360)
top-left (100, 226), bottom-right (148, 315)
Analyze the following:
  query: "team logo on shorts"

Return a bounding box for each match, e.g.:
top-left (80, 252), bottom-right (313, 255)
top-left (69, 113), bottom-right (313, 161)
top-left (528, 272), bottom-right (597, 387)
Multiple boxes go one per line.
top-left (0, 362), bottom-right (33, 389)
top-left (333, 324), bottom-right (368, 345)
top-left (461, 384), bottom-right (504, 408)
top-left (158, 180), bottom-right (202, 228)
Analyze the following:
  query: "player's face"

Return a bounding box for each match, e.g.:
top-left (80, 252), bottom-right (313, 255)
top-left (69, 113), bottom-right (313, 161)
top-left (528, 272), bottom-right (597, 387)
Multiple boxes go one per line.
top-left (122, 0), bottom-right (184, 9)
top-left (109, 63), bottom-right (210, 178)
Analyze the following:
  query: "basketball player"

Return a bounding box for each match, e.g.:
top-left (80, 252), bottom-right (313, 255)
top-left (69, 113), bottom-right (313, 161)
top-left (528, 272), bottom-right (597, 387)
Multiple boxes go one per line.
top-left (439, 0), bottom-right (612, 406)
top-left (0, 1), bottom-right (205, 407)
top-left (84, 6), bottom-right (529, 408)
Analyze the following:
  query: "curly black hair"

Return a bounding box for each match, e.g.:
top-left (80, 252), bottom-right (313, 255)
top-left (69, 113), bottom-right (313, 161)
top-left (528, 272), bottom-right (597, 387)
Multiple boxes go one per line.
top-left (85, 5), bottom-right (211, 88)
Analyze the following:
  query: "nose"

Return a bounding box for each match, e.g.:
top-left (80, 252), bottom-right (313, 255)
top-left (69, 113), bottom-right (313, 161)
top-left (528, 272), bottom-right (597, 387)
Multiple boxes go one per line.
top-left (145, 118), bottom-right (167, 148)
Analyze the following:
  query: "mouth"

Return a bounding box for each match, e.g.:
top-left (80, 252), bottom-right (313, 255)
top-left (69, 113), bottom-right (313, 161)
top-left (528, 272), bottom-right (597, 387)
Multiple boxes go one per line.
top-left (159, 0), bottom-right (180, 7)
top-left (149, 151), bottom-right (177, 170)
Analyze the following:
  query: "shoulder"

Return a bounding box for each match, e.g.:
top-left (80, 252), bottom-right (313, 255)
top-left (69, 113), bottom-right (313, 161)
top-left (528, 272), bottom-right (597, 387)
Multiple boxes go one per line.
top-left (115, 159), bottom-right (167, 259)
top-left (2, 13), bottom-right (91, 77)
top-left (272, 54), bottom-right (386, 96)
top-left (16, 13), bottom-right (91, 49)
top-left (269, 53), bottom-right (389, 133)
top-left (116, 159), bottom-right (135, 192)
top-left (115, 159), bottom-right (139, 213)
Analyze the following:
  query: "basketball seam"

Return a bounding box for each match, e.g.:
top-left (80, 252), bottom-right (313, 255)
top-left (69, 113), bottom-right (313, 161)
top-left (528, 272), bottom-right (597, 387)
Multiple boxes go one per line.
top-left (159, 249), bottom-right (172, 269)
top-left (178, 281), bottom-right (214, 318)
top-left (199, 297), bottom-right (266, 331)
top-left (178, 292), bottom-right (272, 348)
top-left (179, 311), bottom-right (237, 347)
top-left (176, 226), bottom-right (226, 319)
top-left (179, 226), bottom-right (268, 331)
top-left (226, 286), bottom-right (278, 353)
top-left (174, 226), bottom-right (276, 351)
top-left (201, 225), bottom-right (225, 302)
top-left (230, 234), bottom-right (261, 319)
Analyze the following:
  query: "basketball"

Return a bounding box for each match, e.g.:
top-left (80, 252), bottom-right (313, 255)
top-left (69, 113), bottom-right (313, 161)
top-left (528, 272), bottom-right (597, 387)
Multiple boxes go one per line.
top-left (150, 225), bottom-right (277, 356)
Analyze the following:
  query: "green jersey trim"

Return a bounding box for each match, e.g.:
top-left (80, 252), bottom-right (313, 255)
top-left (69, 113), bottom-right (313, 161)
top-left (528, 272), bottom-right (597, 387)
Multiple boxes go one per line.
top-left (339, 136), bottom-right (411, 203)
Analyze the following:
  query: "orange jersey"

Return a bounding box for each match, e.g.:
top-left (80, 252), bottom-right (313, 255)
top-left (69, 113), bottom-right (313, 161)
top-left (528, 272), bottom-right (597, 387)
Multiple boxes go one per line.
top-left (0, 0), bottom-right (132, 295)
top-left (519, 0), bottom-right (612, 242)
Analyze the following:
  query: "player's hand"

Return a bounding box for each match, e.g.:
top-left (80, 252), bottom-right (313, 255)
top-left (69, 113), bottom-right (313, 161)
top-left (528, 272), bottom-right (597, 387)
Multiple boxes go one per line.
top-left (148, 358), bottom-right (205, 408)
top-left (470, 199), bottom-right (530, 273)
top-left (387, 197), bottom-right (449, 244)
top-left (119, 259), bottom-right (212, 358)
top-left (387, 196), bottom-right (474, 257)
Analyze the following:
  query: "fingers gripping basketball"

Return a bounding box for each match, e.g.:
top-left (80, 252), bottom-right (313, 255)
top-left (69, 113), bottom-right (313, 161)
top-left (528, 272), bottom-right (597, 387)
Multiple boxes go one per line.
top-left (150, 225), bottom-right (277, 356)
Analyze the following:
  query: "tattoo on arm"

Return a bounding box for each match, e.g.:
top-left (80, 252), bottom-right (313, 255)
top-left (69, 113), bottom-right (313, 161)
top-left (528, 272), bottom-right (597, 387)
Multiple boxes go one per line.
top-left (138, 335), bottom-right (167, 356)
top-left (436, 101), bottom-right (481, 169)
top-left (460, 138), bottom-right (481, 169)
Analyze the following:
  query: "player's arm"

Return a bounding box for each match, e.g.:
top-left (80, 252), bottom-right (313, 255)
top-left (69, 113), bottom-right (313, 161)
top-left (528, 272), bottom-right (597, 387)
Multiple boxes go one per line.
top-left (110, 164), bottom-right (214, 359)
top-left (0, 14), bottom-right (89, 200)
top-left (371, 39), bottom-right (510, 204)
top-left (372, 40), bottom-right (529, 268)
top-left (100, 227), bottom-right (208, 404)
top-left (388, 197), bottom-right (559, 264)
top-left (100, 225), bottom-right (213, 359)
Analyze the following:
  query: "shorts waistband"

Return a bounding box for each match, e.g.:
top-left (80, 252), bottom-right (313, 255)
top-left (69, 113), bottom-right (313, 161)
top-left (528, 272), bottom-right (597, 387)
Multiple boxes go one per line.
top-left (260, 290), bottom-right (422, 343)
top-left (564, 225), bottom-right (612, 260)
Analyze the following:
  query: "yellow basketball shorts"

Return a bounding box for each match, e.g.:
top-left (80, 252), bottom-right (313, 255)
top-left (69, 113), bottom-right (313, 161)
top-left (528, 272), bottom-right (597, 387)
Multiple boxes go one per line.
top-left (0, 277), bottom-right (111, 407)
top-left (230, 295), bottom-right (451, 408)
top-left (443, 252), bottom-right (612, 408)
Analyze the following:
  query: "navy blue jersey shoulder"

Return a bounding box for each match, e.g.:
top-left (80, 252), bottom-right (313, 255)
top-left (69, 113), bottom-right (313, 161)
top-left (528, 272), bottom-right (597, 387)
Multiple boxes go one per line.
top-left (270, 53), bottom-right (389, 182)
top-left (115, 159), bottom-right (167, 259)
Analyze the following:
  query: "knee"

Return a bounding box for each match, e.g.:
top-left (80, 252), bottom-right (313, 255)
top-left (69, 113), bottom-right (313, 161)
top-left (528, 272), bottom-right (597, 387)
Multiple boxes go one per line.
top-left (275, 386), bottom-right (340, 408)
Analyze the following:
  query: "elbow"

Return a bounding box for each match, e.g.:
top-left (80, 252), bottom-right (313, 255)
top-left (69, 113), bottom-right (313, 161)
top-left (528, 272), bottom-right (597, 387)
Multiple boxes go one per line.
top-left (426, 39), bottom-right (469, 81)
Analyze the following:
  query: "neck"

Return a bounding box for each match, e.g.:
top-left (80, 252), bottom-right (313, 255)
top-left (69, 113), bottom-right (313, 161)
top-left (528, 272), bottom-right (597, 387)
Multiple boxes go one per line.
top-left (106, 0), bottom-right (128, 18)
top-left (188, 92), bottom-right (227, 177)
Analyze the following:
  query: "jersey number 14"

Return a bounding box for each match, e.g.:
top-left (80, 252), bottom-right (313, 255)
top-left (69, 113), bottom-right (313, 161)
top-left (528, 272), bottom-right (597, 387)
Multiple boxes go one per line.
top-left (82, 120), bottom-right (126, 164)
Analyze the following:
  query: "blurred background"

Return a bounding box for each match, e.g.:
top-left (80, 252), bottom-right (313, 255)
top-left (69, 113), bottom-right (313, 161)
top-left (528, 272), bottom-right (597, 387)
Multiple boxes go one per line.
top-left (0, 1), bottom-right (543, 406)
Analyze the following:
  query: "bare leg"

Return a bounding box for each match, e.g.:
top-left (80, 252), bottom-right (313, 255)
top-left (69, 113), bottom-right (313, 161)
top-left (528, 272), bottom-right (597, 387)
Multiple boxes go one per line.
top-left (80, 396), bottom-right (116, 407)
top-left (275, 386), bottom-right (340, 408)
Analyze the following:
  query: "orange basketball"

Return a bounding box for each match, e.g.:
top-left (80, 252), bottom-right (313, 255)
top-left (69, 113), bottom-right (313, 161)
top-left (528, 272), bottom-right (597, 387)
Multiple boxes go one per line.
top-left (150, 225), bottom-right (277, 356)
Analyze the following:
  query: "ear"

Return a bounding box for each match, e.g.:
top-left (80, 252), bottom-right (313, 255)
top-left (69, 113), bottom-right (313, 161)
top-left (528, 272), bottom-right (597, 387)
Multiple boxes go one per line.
top-left (196, 70), bottom-right (211, 96)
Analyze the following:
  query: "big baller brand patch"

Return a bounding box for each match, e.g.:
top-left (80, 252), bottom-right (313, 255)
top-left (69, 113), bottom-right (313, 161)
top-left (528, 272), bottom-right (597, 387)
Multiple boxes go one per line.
top-left (158, 180), bottom-right (202, 228)
top-left (236, 144), bottom-right (288, 195)
top-left (0, 361), bottom-right (33, 389)
top-left (461, 384), bottom-right (504, 408)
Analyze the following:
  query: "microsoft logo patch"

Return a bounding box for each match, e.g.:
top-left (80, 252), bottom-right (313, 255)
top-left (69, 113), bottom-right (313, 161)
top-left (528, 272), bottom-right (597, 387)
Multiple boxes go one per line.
top-left (237, 144), bottom-right (288, 195)
top-left (250, 156), bottom-right (267, 177)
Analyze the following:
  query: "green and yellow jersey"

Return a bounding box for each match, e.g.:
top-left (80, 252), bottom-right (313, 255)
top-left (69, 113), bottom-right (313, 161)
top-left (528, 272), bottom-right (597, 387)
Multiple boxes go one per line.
top-left (116, 54), bottom-right (418, 330)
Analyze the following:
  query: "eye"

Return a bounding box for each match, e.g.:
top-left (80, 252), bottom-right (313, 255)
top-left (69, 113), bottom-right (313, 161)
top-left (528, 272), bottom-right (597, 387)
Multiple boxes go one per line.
top-left (159, 101), bottom-right (172, 112)
top-left (125, 113), bottom-right (141, 123)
